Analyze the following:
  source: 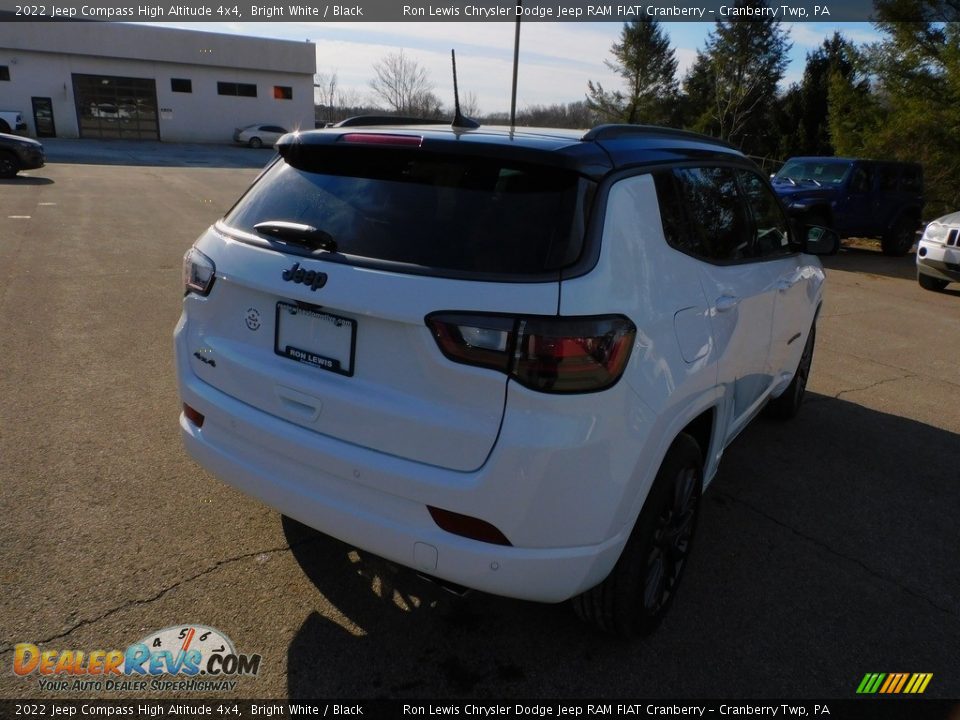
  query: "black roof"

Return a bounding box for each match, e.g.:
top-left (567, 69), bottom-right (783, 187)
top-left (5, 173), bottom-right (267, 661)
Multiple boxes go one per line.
top-left (277, 121), bottom-right (750, 181)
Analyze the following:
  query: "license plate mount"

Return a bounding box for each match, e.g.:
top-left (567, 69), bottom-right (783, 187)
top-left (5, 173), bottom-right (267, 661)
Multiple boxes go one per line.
top-left (274, 302), bottom-right (356, 376)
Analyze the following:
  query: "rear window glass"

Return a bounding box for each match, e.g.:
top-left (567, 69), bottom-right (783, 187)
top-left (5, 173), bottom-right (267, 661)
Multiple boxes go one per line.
top-left (223, 148), bottom-right (593, 277)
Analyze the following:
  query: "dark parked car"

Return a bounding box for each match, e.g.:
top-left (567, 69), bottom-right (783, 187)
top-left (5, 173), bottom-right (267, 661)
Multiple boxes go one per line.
top-left (772, 157), bottom-right (924, 256)
top-left (0, 132), bottom-right (45, 178)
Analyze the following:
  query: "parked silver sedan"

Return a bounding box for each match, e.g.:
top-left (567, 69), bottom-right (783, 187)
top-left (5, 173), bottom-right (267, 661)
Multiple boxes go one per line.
top-left (232, 124), bottom-right (288, 149)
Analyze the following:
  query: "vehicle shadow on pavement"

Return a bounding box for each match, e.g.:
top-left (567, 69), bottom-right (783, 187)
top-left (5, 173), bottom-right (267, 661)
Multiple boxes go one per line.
top-left (0, 176), bottom-right (55, 186)
top-left (821, 245), bottom-right (917, 281)
top-left (282, 393), bottom-right (960, 699)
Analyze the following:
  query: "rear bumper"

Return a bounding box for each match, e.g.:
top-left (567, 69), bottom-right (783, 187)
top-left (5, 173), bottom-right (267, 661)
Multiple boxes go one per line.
top-left (175, 320), bottom-right (634, 603)
top-left (917, 241), bottom-right (960, 282)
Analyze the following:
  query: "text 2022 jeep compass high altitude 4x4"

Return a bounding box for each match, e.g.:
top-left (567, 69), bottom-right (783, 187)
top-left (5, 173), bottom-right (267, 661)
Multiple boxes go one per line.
top-left (175, 121), bottom-right (837, 636)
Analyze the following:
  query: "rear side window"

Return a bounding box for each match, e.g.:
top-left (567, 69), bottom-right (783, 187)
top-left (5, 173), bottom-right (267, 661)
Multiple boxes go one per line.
top-left (737, 170), bottom-right (794, 257)
top-left (667, 167), bottom-right (751, 262)
top-left (849, 165), bottom-right (873, 193)
top-left (878, 165), bottom-right (899, 191)
top-left (223, 148), bottom-right (593, 278)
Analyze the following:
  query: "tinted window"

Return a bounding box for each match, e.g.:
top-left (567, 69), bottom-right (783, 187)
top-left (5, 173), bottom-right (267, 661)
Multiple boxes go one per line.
top-left (878, 165), bottom-right (899, 191)
top-left (0, 66), bottom-right (9, 81)
top-left (775, 160), bottom-right (850, 185)
top-left (218, 82), bottom-right (257, 97)
top-left (652, 172), bottom-right (689, 250)
top-left (262, 126), bottom-right (287, 133)
top-left (738, 170), bottom-right (794, 257)
top-left (671, 167), bottom-right (751, 262)
top-left (170, 78), bottom-right (192, 93)
top-left (849, 165), bottom-right (873, 193)
top-left (901, 166), bottom-right (923, 192)
top-left (223, 149), bottom-right (592, 277)
top-left (273, 86), bottom-right (293, 100)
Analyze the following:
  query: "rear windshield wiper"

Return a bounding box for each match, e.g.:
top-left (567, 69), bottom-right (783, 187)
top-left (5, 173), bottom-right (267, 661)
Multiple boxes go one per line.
top-left (254, 221), bottom-right (338, 253)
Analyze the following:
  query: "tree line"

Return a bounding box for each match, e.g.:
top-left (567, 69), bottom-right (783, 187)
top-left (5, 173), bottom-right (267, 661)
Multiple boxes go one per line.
top-left (315, 0), bottom-right (959, 216)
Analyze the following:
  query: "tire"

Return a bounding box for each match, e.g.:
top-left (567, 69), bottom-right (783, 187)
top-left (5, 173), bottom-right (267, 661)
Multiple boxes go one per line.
top-left (765, 324), bottom-right (815, 420)
top-left (572, 433), bottom-right (703, 637)
top-left (918, 272), bottom-right (948, 292)
top-left (0, 151), bottom-right (19, 179)
top-left (881, 217), bottom-right (918, 256)
top-left (248, 137), bottom-right (263, 149)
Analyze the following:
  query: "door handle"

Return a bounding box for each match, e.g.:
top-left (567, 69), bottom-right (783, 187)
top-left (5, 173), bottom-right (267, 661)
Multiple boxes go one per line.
top-left (715, 295), bottom-right (740, 312)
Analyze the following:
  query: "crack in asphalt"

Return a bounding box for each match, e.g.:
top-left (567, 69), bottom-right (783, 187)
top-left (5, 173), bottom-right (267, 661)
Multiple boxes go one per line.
top-left (0, 537), bottom-right (323, 655)
top-left (832, 372), bottom-right (918, 400)
top-left (824, 344), bottom-right (960, 392)
top-left (718, 491), bottom-right (956, 617)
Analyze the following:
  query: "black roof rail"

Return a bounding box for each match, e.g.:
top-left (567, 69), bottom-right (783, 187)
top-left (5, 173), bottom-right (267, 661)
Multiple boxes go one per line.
top-left (583, 124), bottom-right (736, 149)
top-left (332, 115), bottom-right (451, 128)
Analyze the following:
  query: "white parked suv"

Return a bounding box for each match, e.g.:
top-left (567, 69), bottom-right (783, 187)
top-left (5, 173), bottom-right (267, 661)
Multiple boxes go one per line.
top-left (917, 211), bottom-right (960, 291)
top-left (175, 121), bottom-right (836, 635)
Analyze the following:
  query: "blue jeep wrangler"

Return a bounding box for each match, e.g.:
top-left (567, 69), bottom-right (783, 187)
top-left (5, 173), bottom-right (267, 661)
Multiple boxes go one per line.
top-left (772, 157), bottom-right (924, 256)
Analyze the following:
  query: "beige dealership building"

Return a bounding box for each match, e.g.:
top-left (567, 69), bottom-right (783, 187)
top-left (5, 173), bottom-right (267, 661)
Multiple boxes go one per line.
top-left (0, 22), bottom-right (316, 142)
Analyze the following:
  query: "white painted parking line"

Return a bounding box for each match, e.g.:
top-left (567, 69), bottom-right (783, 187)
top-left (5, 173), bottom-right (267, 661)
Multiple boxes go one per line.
top-left (37, 202), bottom-right (57, 206)
top-left (8, 215), bottom-right (32, 219)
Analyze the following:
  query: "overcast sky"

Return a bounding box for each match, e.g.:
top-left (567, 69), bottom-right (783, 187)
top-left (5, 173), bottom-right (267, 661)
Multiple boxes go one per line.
top-left (140, 21), bottom-right (881, 115)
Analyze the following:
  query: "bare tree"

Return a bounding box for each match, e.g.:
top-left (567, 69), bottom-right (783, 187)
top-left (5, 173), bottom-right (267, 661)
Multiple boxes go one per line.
top-left (314, 70), bottom-right (337, 107)
top-left (369, 50), bottom-right (435, 115)
top-left (459, 91), bottom-right (481, 119)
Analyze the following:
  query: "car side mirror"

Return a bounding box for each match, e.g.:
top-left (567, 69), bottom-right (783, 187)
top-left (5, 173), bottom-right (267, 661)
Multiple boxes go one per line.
top-left (802, 225), bottom-right (840, 255)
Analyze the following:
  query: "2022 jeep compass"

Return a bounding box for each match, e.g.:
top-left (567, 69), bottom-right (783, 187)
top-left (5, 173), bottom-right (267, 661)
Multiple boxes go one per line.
top-left (175, 120), bottom-right (836, 636)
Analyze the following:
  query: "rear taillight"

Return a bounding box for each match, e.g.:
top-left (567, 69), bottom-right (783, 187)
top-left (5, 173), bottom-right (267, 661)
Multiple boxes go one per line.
top-left (183, 247), bottom-right (216, 296)
top-left (426, 313), bottom-right (636, 394)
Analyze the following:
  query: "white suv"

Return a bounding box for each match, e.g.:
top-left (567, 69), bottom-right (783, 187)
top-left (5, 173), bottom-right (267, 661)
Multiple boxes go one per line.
top-left (175, 121), bottom-right (836, 635)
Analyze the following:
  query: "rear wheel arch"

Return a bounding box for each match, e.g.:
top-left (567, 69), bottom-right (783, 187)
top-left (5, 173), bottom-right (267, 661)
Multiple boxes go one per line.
top-left (572, 431), bottom-right (704, 636)
top-left (679, 408), bottom-right (714, 474)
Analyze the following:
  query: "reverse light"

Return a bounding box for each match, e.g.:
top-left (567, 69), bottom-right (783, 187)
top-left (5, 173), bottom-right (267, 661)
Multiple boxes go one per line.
top-left (183, 247), bottom-right (216, 296)
top-left (426, 313), bottom-right (636, 394)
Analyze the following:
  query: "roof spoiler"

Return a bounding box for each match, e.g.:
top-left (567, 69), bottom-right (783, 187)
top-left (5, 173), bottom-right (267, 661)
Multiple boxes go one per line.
top-left (331, 115), bottom-right (448, 128)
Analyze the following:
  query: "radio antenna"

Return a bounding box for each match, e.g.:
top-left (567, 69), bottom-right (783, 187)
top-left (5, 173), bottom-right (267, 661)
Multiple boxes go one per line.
top-left (510, 2), bottom-right (521, 128)
top-left (451, 49), bottom-right (480, 129)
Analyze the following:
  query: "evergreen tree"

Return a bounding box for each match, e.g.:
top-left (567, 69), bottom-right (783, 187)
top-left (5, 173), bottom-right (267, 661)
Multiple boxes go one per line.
top-left (777, 32), bottom-right (857, 157)
top-left (682, 0), bottom-right (791, 156)
top-left (586, 19), bottom-right (678, 125)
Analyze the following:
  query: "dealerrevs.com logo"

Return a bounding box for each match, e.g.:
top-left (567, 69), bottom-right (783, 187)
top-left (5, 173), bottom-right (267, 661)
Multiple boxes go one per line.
top-left (13, 625), bottom-right (261, 693)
